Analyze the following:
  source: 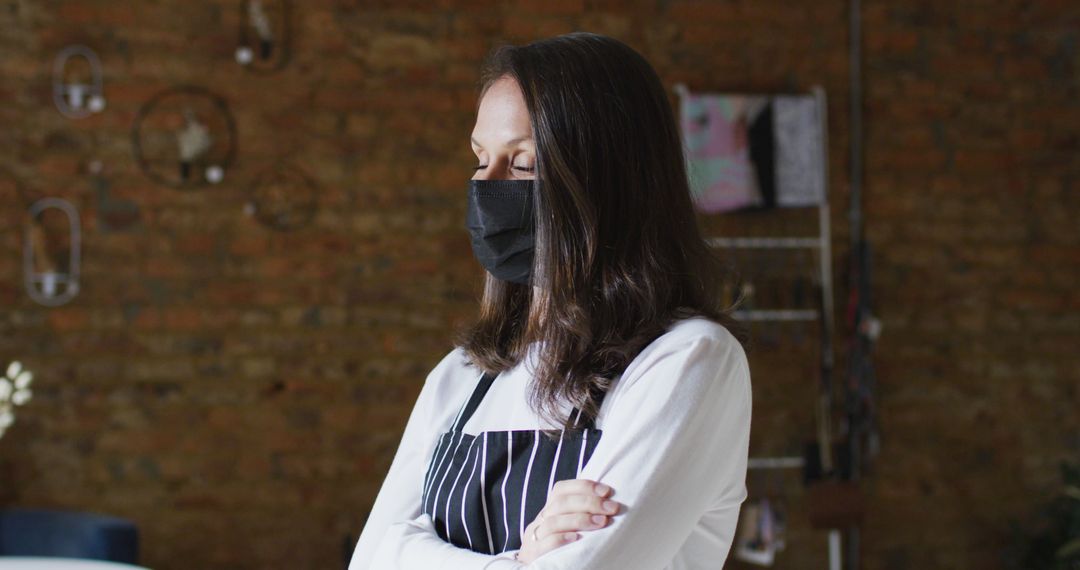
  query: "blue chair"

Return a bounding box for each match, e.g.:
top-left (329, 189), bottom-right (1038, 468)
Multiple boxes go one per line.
top-left (0, 508), bottom-right (139, 564)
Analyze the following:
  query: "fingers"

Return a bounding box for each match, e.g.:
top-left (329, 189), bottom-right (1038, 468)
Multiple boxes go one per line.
top-left (526, 517), bottom-right (582, 549)
top-left (546, 479), bottom-right (620, 518)
top-left (523, 517), bottom-right (580, 547)
top-left (551, 478), bottom-right (613, 498)
top-left (518, 479), bottom-right (619, 564)
top-left (543, 511), bottom-right (611, 534)
top-left (538, 530), bottom-right (581, 551)
top-left (519, 518), bottom-right (579, 564)
top-left (545, 491), bottom-right (621, 518)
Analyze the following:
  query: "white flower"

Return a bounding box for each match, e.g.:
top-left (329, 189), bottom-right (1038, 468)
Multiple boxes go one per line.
top-left (14, 371), bottom-right (32, 390)
top-left (0, 361), bottom-right (33, 440)
top-left (12, 389), bottom-right (31, 406)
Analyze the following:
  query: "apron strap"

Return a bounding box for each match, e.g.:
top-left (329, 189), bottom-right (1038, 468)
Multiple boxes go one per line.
top-left (452, 371), bottom-right (499, 432)
top-left (569, 382), bottom-right (607, 430)
top-left (453, 370), bottom-right (617, 432)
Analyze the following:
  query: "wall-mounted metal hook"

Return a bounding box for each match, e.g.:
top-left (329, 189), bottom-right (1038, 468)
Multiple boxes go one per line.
top-left (23, 197), bottom-right (81, 306)
top-left (52, 45), bottom-right (106, 119)
top-left (235, 0), bottom-right (291, 72)
top-left (236, 0), bottom-right (274, 64)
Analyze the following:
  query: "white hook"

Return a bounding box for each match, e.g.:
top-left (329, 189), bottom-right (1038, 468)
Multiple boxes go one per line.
top-left (23, 198), bottom-right (81, 306)
top-left (236, 0), bottom-right (275, 65)
top-left (52, 45), bottom-right (106, 119)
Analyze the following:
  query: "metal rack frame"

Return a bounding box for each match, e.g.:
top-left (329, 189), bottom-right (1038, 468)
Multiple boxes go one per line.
top-left (706, 86), bottom-right (832, 345)
top-left (700, 86), bottom-right (842, 570)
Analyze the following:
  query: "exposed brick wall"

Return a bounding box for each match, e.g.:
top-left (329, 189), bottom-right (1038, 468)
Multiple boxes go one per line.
top-left (855, 2), bottom-right (1078, 568)
top-left (0, 1), bottom-right (1075, 569)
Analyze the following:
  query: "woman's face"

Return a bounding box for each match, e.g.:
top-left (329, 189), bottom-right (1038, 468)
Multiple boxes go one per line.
top-left (471, 76), bottom-right (536, 181)
top-left (471, 76), bottom-right (543, 296)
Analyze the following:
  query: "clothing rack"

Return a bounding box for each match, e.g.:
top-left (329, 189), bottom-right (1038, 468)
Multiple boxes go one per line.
top-left (704, 86), bottom-right (838, 336)
top-left (747, 456), bottom-right (805, 470)
top-left (700, 85), bottom-right (835, 472)
top-left (679, 84), bottom-right (840, 570)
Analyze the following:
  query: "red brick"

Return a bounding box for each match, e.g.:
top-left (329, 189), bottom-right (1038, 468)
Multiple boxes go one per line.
top-left (0, 3), bottom-right (1073, 570)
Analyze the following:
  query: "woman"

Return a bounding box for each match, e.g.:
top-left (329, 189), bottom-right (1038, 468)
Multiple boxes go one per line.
top-left (349, 32), bottom-right (752, 569)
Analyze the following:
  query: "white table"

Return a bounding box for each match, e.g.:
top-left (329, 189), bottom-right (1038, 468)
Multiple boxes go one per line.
top-left (0, 559), bottom-right (149, 570)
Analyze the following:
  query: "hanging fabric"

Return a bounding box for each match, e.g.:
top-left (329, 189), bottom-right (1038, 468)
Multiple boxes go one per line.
top-left (674, 83), bottom-right (769, 213)
top-left (674, 84), bottom-right (826, 213)
top-left (773, 95), bottom-right (825, 207)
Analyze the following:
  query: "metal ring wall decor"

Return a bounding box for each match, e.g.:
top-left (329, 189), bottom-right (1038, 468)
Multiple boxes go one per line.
top-left (131, 85), bottom-right (238, 190)
top-left (242, 163), bottom-right (319, 231)
top-left (234, 0), bottom-right (292, 73)
top-left (52, 45), bottom-right (107, 119)
top-left (23, 197), bottom-right (81, 307)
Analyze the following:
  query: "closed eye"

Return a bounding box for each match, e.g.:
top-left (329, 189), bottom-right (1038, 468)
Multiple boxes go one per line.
top-left (473, 165), bottom-right (535, 172)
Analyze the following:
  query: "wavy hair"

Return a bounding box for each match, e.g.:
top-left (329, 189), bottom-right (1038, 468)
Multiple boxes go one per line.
top-left (453, 32), bottom-right (748, 436)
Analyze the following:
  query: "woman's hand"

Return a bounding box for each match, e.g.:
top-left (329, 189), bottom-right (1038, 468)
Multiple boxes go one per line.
top-left (516, 479), bottom-right (621, 564)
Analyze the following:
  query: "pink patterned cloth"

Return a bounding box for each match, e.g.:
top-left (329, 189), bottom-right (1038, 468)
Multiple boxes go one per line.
top-left (678, 89), bottom-right (768, 213)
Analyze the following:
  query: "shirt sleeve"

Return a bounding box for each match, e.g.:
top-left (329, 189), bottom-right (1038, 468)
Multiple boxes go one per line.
top-left (351, 331), bottom-right (752, 570)
top-left (509, 331), bottom-right (753, 570)
top-left (365, 513), bottom-right (522, 569)
top-left (349, 348), bottom-right (506, 569)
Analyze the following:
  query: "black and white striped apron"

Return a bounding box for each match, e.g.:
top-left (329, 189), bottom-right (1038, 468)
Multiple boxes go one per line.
top-left (420, 371), bottom-right (608, 554)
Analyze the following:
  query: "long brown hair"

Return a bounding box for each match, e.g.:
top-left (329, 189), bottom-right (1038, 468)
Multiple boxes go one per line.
top-left (454, 32), bottom-right (748, 436)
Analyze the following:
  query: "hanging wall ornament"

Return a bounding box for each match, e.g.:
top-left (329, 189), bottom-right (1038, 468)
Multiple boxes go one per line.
top-left (242, 162), bottom-right (319, 231)
top-left (131, 85), bottom-right (238, 190)
top-left (23, 197), bottom-right (81, 307)
top-left (52, 45), bottom-right (107, 119)
top-left (234, 0), bottom-right (291, 72)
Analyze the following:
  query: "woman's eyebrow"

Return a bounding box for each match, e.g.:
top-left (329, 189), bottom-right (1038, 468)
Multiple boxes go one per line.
top-left (470, 135), bottom-right (532, 148)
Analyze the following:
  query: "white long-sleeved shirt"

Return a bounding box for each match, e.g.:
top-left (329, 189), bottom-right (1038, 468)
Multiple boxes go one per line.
top-left (348, 315), bottom-right (752, 569)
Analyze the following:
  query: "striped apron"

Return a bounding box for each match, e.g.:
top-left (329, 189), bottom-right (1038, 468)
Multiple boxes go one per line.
top-left (420, 370), bottom-right (608, 554)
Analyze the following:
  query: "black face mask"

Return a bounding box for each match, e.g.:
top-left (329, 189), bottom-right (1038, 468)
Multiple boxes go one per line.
top-left (465, 178), bottom-right (535, 285)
